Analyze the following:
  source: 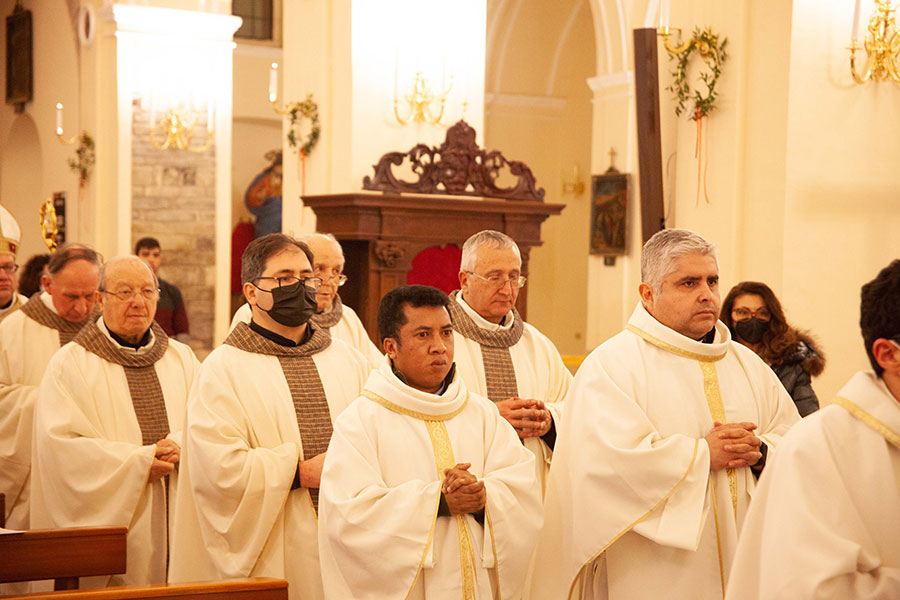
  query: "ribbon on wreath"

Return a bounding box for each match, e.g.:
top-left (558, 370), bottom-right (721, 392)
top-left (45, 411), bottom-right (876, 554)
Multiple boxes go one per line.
top-left (694, 107), bottom-right (711, 207)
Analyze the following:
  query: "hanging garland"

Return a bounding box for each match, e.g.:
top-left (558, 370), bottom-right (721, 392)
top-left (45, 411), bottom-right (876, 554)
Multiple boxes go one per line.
top-left (666, 27), bottom-right (728, 121)
top-left (285, 94), bottom-right (320, 196)
top-left (665, 27), bottom-right (727, 206)
top-left (67, 132), bottom-right (95, 187)
top-left (286, 94), bottom-right (320, 156)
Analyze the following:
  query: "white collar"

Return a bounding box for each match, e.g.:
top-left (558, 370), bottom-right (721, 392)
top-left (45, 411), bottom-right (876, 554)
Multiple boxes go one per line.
top-left (96, 316), bottom-right (156, 356)
top-left (362, 357), bottom-right (468, 419)
top-left (40, 291), bottom-right (60, 315)
top-left (625, 302), bottom-right (731, 361)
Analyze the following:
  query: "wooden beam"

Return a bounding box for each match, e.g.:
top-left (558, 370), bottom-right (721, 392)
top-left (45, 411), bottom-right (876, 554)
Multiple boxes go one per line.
top-left (0, 527), bottom-right (126, 590)
top-left (632, 27), bottom-right (666, 243)
top-left (0, 578), bottom-right (289, 600)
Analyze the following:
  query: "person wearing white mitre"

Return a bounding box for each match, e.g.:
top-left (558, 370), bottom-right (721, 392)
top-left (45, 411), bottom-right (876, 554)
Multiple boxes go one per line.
top-left (0, 205), bottom-right (23, 321)
top-left (169, 234), bottom-right (369, 600)
top-left (318, 285), bottom-right (542, 599)
top-left (532, 228), bottom-right (801, 600)
top-left (31, 255), bottom-right (199, 587)
top-left (726, 259), bottom-right (900, 600)
top-left (449, 230), bottom-right (571, 495)
top-left (230, 232), bottom-right (382, 367)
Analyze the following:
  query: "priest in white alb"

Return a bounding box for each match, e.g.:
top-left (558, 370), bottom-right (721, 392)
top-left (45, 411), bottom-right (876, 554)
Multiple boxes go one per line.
top-left (31, 256), bottom-right (199, 587)
top-left (318, 285), bottom-right (542, 599)
top-left (532, 229), bottom-right (801, 600)
top-left (169, 234), bottom-right (369, 600)
top-left (0, 245), bottom-right (100, 535)
top-left (0, 205), bottom-right (23, 322)
top-left (726, 259), bottom-right (900, 600)
top-left (230, 232), bottom-right (382, 367)
top-left (449, 230), bottom-right (570, 494)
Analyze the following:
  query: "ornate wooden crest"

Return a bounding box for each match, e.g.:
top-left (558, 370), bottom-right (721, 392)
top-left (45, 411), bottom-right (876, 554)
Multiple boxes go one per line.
top-left (362, 120), bottom-right (546, 202)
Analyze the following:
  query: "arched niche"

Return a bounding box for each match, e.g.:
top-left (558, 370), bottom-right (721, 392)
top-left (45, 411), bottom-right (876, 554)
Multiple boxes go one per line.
top-left (0, 114), bottom-right (44, 260)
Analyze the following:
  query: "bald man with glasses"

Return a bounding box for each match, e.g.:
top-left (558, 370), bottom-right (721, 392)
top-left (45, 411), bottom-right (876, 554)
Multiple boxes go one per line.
top-left (449, 230), bottom-right (571, 496)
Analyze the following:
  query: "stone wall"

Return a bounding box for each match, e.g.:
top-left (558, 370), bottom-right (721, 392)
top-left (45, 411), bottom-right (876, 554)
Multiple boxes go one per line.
top-left (131, 100), bottom-right (216, 355)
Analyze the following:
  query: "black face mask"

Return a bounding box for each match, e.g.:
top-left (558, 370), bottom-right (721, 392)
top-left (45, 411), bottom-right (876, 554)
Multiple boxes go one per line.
top-left (260, 281), bottom-right (318, 327)
top-left (734, 317), bottom-right (768, 344)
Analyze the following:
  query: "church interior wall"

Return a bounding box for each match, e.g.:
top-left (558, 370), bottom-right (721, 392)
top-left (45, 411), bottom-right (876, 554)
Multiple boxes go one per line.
top-left (484, 0), bottom-right (595, 356)
top-left (0, 0), bottom-right (81, 261)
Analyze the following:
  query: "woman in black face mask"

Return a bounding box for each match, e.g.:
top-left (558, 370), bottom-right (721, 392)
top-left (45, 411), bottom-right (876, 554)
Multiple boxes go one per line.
top-left (721, 281), bottom-right (825, 417)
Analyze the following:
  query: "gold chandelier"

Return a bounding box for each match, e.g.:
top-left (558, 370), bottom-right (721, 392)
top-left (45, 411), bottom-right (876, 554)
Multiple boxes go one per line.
top-left (149, 106), bottom-right (215, 153)
top-left (849, 0), bottom-right (900, 84)
top-left (393, 72), bottom-right (455, 127)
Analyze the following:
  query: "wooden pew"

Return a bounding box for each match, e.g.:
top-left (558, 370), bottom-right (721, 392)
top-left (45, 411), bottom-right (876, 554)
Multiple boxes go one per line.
top-left (0, 578), bottom-right (288, 599)
top-left (0, 527), bottom-right (126, 590)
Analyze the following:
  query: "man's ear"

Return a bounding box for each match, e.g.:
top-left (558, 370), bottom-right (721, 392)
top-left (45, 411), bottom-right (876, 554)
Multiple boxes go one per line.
top-left (458, 270), bottom-right (469, 294)
top-left (383, 337), bottom-right (399, 359)
top-left (94, 290), bottom-right (104, 310)
top-left (638, 282), bottom-right (655, 311)
top-left (872, 338), bottom-right (900, 374)
top-left (41, 274), bottom-right (52, 295)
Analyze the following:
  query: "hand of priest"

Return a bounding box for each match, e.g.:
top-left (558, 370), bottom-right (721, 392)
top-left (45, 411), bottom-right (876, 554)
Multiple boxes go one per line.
top-left (705, 422), bottom-right (763, 471)
top-left (148, 458), bottom-right (175, 482)
top-left (442, 463), bottom-right (477, 494)
top-left (444, 479), bottom-right (487, 515)
top-left (155, 438), bottom-right (181, 464)
top-left (299, 452), bottom-right (327, 489)
top-left (496, 397), bottom-right (552, 439)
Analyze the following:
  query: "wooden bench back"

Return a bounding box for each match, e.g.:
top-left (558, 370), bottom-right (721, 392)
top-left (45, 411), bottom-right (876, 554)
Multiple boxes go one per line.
top-left (0, 578), bottom-right (289, 599)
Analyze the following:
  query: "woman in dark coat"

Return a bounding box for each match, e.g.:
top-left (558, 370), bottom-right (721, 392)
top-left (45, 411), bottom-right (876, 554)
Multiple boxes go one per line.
top-left (721, 281), bottom-right (825, 417)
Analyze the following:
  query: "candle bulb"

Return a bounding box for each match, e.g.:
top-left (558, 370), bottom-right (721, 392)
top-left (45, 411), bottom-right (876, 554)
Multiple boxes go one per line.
top-left (851, 0), bottom-right (862, 42)
top-left (56, 102), bottom-right (63, 135)
top-left (269, 62), bottom-right (278, 103)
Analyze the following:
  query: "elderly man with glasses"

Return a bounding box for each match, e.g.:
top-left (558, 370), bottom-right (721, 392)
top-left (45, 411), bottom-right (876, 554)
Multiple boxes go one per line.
top-left (31, 255), bottom-right (200, 587)
top-left (170, 233), bottom-right (369, 600)
top-left (449, 229), bottom-right (572, 496)
top-left (230, 232), bottom-right (381, 368)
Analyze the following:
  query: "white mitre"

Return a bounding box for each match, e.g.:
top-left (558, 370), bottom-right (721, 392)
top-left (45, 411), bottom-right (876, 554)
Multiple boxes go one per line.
top-left (0, 204), bottom-right (21, 257)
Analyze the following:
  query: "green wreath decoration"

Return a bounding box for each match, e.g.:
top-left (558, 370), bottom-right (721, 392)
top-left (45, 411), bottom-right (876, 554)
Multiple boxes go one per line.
top-left (67, 132), bottom-right (95, 186)
top-left (666, 27), bottom-right (728, 121)
top-left (286, 94), bottom-right (320, 156)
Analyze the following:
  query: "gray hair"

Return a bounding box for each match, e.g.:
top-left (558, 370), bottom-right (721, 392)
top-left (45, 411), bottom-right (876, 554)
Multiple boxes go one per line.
top-left (47, 243), bottom-right (101, 277)
top-left (300, 232), bottom-right (344, 259)
top-left (640, 229), bottom-right (718, 294)
top-left (99, 255), bottom-right (158, 291)
top-left (460, 230), bottom-right (521, 273)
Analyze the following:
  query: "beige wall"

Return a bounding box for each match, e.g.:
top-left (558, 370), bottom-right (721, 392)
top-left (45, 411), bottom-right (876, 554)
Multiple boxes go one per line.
top-left (484, 0), bottom-right (595, 355)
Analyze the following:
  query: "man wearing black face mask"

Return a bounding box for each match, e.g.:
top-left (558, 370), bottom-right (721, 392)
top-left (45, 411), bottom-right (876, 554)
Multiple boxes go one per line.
top-left (169, 234), bottom-right (370, 600)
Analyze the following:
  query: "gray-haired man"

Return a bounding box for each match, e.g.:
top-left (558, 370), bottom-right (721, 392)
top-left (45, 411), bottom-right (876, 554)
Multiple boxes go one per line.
top-left (532, 228), bottom-right (801, 600)
top-left (449, 229), bottom-right (572, 495)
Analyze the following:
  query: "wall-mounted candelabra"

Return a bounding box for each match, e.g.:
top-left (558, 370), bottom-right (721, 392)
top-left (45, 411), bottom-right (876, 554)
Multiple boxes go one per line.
top-left (849, 0), bottom-right (900, 84)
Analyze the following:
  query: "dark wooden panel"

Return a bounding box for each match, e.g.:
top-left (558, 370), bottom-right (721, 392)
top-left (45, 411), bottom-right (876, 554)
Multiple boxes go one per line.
top-left (0, 527), bottom-right (126, 588)
top-left (633, 27), bottom-right (666, 243)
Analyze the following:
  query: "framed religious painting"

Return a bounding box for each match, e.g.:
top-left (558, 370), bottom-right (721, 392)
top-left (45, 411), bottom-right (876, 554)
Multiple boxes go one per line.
top-left (589, 168), bottom-right (629, 255)
top-left (5, 5), bottom-right (33, 112)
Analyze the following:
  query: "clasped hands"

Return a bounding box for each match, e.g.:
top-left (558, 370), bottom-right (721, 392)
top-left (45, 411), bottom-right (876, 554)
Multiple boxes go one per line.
top-left (149, 438), bottom-right (181, 482)
top-left (495, 397), bottom-right (552, 439)
top-left (441, 463), bottom-right (486, 516)
top-left (705, 421), bottom-right (763, 471)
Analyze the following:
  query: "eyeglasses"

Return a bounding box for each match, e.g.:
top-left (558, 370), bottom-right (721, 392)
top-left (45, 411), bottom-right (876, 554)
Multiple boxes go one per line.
top-left (732, 307), bottom-right (771, 321)
top-left (0, 264), bottom-right (18, 275)
top-left (101, 288), bottom-right (160, 302)
top-left (466, 271), bottom-right (526, 290)
top-left (318, 272), bottom-right (348, 287)
top-left (254, 276), bottom-right (323, 291)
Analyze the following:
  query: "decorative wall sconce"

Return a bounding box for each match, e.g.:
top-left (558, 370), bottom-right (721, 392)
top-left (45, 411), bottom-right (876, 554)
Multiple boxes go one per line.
top-left (562, 165), bottom-right (585, 195)
top-left (393, 72), bottom-right (459, 127)
top-left (55, 103), bottom-right (77, 145)
top-left (849, 0), bottom-right (900, 84)
top-left (148, 105), bottom-right (215, 153)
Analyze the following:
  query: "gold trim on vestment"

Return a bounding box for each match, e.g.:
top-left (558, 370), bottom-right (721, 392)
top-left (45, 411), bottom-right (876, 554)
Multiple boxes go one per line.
top-left (626, 324), bottom-right (727, 362)
top-left (759, 434), bottom-right (776, 449)
top-left (424, 419), bottom-right (477, 600)
top-left (834, 396), bottom-right (900, 450)
top-left (567, 439), bottom-right (700, 600)
top-left (699, 361), bottom-right (738, 518)
top-left (485, 505), bottom-right (501, 599)
top-left (361, 389), bottom-right (469, 421)
top-left (709, 475), bottom-right (726, 599)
